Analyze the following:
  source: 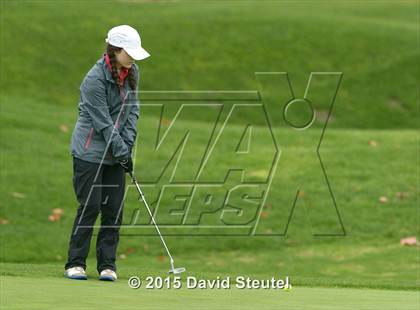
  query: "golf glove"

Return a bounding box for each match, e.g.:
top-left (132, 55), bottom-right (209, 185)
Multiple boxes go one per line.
top-left (118, 156), bottom-right (133, 173)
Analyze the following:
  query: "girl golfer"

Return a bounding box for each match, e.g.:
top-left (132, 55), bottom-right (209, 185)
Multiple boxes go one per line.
top-left (64, 25), bottom-right (150, 281)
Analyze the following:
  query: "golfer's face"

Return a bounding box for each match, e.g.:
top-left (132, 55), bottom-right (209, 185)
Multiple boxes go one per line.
top-left (116, 49), bottom-right (135, 69)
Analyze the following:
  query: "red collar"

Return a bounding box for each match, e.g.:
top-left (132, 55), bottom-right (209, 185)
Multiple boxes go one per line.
top-left (104, 53), bottom-right (129, 86)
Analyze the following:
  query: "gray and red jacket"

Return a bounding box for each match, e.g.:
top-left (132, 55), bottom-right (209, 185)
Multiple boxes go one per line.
top-left (70, 53), bottom-right (140, 165)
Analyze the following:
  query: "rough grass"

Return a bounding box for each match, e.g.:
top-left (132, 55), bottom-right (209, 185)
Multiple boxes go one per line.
top-left (0, 1), bottom-right (419, 128)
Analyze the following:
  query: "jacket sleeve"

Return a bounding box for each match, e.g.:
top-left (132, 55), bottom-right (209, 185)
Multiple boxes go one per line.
top-left (80, 74), bottom-right (130, 159)
top-left (120, 66), bottom-right (140, 153)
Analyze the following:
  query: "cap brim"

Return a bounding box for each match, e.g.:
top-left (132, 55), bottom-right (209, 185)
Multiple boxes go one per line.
top-left (124, 46), bottom-right (151, 61)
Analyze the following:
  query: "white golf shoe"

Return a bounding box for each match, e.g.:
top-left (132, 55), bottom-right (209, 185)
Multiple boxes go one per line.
top-left (99, 269), bottom-right (117, 281)
top-left (64, 266), bottom-right (87, 280)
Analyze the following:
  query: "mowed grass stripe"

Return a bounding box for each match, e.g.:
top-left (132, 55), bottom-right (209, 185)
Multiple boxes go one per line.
top-left (1, 275), bottom-right (418, 310)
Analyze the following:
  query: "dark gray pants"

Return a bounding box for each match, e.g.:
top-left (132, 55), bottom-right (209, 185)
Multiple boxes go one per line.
top-left (64, 156), bottom-right (125, 273)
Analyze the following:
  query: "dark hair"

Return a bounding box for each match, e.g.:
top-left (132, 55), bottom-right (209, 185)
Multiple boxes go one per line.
top-left (106, 44), bottom-right (137, 91)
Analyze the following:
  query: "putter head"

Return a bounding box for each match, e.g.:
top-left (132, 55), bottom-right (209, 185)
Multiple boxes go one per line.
top-left (169, 267), bottom-right (186, 275)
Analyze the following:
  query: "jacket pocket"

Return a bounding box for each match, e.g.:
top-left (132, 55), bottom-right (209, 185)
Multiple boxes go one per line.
top-left (84, 127), bottom-right (94, 150)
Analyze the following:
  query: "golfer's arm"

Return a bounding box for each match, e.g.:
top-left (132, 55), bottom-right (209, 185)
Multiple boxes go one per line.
top-left (121, 66), bottom-right (140, 151)
top-left (120, 97), bottom-right (139, 151)
top-left (81, 76), bottom-right (129, 159)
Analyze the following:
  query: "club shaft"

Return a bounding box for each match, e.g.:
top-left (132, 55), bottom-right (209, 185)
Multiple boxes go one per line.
top-left (133, 179), bottom-right (174, 263)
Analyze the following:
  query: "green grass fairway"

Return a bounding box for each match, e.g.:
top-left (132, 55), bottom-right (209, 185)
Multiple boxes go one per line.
top-left (1, 263), bottom-right (419, 309)
top-left (2, 273), bottom-right (418, 310)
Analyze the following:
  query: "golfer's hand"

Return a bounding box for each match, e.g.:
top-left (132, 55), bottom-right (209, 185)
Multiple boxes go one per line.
top-left (118, 157), bottom-right (133, 173)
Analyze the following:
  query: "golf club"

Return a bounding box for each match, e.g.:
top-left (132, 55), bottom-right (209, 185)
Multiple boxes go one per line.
top-left (128, 171), bottom-right (186, 275)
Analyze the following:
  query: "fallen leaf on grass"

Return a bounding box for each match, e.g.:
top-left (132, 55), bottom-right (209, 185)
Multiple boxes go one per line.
top-left (379, 196), bottom-right (388, 203)
top-left (48, 214), bottom-right (60, 222)
top-left (48, 208), bottom-right (64, 222)
top-left (260, 211), bottom-right (269, 219)
top-left (368, 140), bottom-right (378, 147)
top-left (160, 118), bottom-right (171, 126)
top-left (0, 217), bottom-right (9, 225)
top-left (52, 208), bottom-right (64, 215)
top-left (11, 192), bottom-right (25, 199)
top-left (400, 236), bottom-right (418, 246)
top-left (59, 124), bottom-right (69, 133)
top-left (396, 192), bottom-right (409, 199)
top-left (126, 247), bottom-right (136, 254)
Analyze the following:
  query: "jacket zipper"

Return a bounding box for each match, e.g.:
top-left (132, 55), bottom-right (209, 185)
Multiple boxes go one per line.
top-left (84, 127), bottom-right (94, 150)
top-left (117, 85), bottom-right (126, 130)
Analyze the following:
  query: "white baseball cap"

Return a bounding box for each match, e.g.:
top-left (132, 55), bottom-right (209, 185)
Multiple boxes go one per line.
top-left (105, 25), bottom-right (150, 60)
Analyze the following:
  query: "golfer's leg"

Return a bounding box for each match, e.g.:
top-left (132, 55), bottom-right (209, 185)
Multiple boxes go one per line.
top-left (96, 163), bottom-right (125, 273)
top-left (64, 157), bottom-right (103, 270)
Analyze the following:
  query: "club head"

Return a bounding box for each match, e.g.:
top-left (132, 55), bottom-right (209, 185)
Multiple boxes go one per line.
top-left (169, 267), bottom-right (186, 275)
